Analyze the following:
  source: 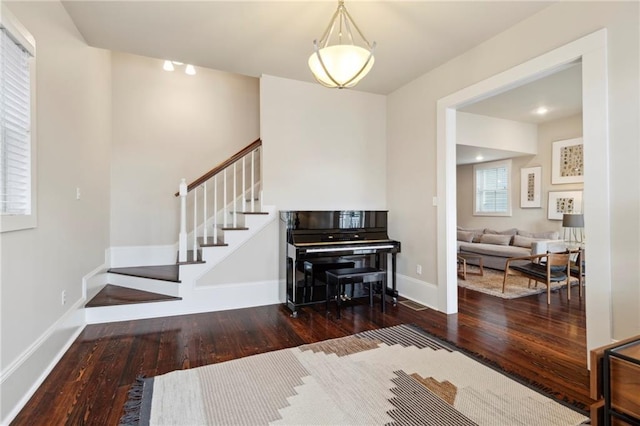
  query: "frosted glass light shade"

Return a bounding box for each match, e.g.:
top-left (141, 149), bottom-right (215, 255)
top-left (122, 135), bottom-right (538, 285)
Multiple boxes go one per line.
top-left (308, 44), bottom-right (374, 88)
top-left (185, 64), bottom-right (196, 75)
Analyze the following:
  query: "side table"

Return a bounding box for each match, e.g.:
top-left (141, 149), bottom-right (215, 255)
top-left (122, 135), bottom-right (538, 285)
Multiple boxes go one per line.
top-left (603, 338), bottom-right (640, 425)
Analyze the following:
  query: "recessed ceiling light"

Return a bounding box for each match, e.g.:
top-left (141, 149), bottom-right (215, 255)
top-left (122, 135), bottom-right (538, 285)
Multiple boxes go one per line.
top-left (535, 106), bottom-right (549, 115)
top-left (475, 155), bottom-right (484, 161)
top-left (163, 60), bottom-right (174, 72)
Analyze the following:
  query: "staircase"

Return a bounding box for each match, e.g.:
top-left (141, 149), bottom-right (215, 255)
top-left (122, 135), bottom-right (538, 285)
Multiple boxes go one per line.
top-left (85, 139), bottom-right (279, 324)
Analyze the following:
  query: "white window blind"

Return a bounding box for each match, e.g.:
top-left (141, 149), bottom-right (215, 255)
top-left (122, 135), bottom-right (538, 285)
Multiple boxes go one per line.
top-left (473, 160), bottom-right (512, 216)
top-left (1, 27), bottom-right (32, 215)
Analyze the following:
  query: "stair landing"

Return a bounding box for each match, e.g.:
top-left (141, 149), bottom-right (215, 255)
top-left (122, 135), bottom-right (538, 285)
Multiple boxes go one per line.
top-left (86, 284), bottom-right (182, 307)
top-left (108, 265), bottom-right (180, 282)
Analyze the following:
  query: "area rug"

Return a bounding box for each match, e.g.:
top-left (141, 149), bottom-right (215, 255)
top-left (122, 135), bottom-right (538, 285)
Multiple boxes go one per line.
top-left (458, 265), bottom-right (577, 299)
top-left (121, 324), bottom-right (588, 425)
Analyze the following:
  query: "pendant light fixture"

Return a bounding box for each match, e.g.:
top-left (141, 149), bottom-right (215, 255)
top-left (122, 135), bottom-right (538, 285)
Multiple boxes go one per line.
top-left (308, 1), bottom-right (376, 89)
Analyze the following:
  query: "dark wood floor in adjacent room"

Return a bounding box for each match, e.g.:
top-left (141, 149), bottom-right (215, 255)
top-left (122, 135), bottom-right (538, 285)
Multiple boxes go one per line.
top-left (12, 286), bottom-right (592, 425)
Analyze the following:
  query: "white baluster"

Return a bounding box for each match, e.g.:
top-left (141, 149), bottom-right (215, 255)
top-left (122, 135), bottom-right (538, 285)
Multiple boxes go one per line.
top-left (242, 157), bottom-right (246, 213)
top-left (193, 186), bottom-right (198, 256)
top-left (251, 150), bottom-right (255, 212)
top-left (178, 178), bottom-right (188, 262)
top-left (213, 175), bottom-right (218, 243)
top-left (203, 182), bottom-right (208, 242)
top-left (223, 168), bottom-right (227, 228)
top-left (233, 162), bottom-right (237, 227)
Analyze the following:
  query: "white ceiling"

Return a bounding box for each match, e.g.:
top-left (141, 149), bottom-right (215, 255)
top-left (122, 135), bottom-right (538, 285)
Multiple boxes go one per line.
top-left (456, 62), bottom-right (583, 165)
top-left (61, 1), bottom-right (582, 167)
top-left (61, 1), bottom-right (553, 95)
top-left (459, 62), bottom-right (583, 124)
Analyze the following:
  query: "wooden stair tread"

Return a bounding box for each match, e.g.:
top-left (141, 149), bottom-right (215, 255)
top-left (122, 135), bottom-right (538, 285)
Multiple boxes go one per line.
top-left (240, 211), bottom-right (269, 215)
top-left (197, 237), bottom-right (228, 247)
top-left (108, 265), bottom-right (181, 282)
top-left (85, 284), bottom-right (181, 308)
top-left (221, 227), bottom-right (249, 231)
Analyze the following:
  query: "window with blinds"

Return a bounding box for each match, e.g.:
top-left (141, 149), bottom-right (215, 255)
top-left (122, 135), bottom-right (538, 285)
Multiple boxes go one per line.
top-left (1, 9), bottom-right (36, 232)
top-left (473, 159), bottom-right (512, 216)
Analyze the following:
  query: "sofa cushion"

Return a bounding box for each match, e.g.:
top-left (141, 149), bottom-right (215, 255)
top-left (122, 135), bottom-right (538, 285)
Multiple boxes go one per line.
top-left (457, 226), bottom-right (484, 243)
top-left (457, 230), bottom-right (475, 243)
top-left (479, 234), bottom-right (512, 246)
top-left (518, 230), bottom-right (560, 240)
top-left (460, 243), bottom-right (529, 258)
top-left (512, 235), bottom-right (542, 248)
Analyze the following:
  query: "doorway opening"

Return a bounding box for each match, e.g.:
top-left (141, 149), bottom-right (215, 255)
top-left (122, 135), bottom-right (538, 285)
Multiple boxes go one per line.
top-left (436, 29), bottom-right (612, 357)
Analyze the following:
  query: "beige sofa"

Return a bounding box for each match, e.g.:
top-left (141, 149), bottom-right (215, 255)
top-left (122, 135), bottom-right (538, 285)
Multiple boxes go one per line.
top-left (457, 227), bottom-right (562, 271)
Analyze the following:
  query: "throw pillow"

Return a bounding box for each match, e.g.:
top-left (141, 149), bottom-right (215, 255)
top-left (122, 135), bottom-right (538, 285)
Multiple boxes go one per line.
top-left (512, 235), bottom-right (540, 248)
top-left (484, 228), bottom-right (518, 236)
top-left (480, 234), bottom-right (512, 246)
top-left (457, 226), bottom-right (484, 243)
top-left (457, 231), bottom-right (475, 243)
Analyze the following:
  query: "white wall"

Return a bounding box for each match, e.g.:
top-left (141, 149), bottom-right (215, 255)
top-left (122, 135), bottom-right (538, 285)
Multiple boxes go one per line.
top-left (260, 75), bottom-right (387, 210)
top-left (1, 1), bottom-right (111, 422)
top-left (457, 112), bottom-right (538, 154)
top-left (110, 52), bottom-right (259, 246)
top-left (388, 2), bottom-right (639, 339)
top-left (457, 114), bottom-right (583, 232)
top-left (197, 219), bottom-right (279, 286)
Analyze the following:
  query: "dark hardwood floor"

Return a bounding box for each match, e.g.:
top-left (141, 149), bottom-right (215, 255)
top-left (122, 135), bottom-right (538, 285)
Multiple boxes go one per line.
top-left (12, 285), bottom-right (591, 425)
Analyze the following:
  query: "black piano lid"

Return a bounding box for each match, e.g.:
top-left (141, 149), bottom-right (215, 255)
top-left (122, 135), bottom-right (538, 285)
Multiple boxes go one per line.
top-left (281, 210), bottom-right (389, 231)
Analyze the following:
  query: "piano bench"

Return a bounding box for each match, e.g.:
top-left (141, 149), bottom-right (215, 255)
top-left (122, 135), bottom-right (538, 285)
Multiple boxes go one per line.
top-left (325, 267), bottom-right (386, 319)
top-left (303, 259), bottom-right (356, 302)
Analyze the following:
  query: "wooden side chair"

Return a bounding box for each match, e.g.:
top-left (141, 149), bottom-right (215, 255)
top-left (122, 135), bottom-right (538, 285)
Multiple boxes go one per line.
top-left (569, 248), bottom-right (585, 297)
top-left (503, 252), bottom-right (572, 304)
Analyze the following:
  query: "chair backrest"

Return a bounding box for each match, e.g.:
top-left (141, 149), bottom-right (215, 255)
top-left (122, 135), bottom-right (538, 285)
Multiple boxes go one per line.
top-left (547, 252), bottom-right (571, 274)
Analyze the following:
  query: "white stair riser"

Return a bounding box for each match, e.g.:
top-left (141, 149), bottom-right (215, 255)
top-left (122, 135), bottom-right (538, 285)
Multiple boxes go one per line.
top-left (85, 280), bottom-right (280, 324)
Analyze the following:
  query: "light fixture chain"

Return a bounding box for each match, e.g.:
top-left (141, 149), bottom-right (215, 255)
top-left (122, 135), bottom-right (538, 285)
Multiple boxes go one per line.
top-left (319, 7), bottom-right (341, 49)
top-left (342, 7), bottom-right (373, 49)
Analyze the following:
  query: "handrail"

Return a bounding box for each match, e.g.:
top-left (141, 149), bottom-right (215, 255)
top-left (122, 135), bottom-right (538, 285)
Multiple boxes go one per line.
top-left (174, 138), bottom-right (262, 196)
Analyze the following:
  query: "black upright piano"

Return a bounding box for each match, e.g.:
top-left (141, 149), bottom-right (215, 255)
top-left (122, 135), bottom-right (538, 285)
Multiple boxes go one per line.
top-left (280, 210), bottom-right (401, 317)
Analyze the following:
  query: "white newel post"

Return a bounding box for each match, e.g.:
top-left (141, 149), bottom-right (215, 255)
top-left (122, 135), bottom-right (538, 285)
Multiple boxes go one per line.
top-left (178, 178), bottom-right (188, 262)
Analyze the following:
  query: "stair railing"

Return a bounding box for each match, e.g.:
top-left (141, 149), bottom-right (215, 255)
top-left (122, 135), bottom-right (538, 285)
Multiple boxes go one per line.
top-left (176, 138), bottom-right (262, 262)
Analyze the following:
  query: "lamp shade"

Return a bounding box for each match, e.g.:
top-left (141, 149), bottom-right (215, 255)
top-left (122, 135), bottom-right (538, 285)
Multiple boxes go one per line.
top-left (308, 1), bottom-right (375, 89)
top-left (562, 213), bottom-right (584, 227)
top-left (308, 45), bottom-right (374, 88)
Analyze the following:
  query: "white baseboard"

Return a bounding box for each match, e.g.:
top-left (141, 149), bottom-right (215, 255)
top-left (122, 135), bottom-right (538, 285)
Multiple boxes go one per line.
top-left (396, 273), bottom-right (439, 310)
top-left (0, 297), bottom-right (86, 426)
top-left (82, 263), bottom-right (108, 301)
top-left (108, 244), bottom-right (177, 267)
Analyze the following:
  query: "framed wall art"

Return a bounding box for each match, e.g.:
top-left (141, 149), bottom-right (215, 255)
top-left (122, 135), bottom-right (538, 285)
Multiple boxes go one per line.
top-left (551, 137), bottom-right (584, 184)
top-left (520, 166), bottom-right (542, 208)
top-left (548, 190), bottom-right (583, 220)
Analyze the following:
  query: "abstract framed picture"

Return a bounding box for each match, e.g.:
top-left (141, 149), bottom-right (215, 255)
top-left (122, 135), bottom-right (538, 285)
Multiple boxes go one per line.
top-left (548, 190), bottom-right (583, 220)
top-left (552, 137), bottom-right (584, 184)
top-left (520, 166), bottom-right (541, 208)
